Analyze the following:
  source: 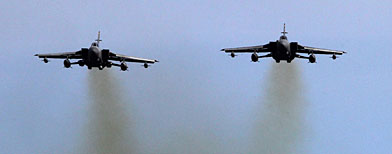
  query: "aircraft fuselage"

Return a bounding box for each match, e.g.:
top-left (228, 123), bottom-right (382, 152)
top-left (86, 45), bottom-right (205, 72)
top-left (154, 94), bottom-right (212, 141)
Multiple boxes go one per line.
top-left (272, 38), bottom-right (295, 62)
top-left (86, 46), bottom-right (103, 67)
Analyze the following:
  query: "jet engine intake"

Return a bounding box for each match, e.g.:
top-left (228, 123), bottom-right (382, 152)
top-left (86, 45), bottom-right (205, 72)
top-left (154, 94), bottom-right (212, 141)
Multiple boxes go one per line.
top-left (290, 42), bottom-right (298, 52)
top-left (251, 53), bottom-right (259, 62)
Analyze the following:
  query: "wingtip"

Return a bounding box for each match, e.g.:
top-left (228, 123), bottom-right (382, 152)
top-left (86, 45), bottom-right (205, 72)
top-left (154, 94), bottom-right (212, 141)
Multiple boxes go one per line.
top-left (155, 60), bottom-right (159, 62)
top-left (34, 54), bottom-right (38, 56)
top-left (220, 49), bottom-right (225, 51)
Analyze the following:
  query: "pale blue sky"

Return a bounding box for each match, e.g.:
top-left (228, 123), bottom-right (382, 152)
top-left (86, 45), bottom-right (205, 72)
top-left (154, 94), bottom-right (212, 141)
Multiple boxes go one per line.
top-left (1, 0), bottom-right (392, 153)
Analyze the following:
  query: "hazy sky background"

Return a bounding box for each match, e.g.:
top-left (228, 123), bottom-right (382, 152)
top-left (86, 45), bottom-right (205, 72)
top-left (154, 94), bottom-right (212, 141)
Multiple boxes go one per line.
top-left (1, 0), bottom-right (392, 153)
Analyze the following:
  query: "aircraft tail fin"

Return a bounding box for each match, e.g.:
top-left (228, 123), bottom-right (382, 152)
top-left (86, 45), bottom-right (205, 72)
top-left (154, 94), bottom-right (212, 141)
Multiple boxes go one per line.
top-left (95, 31), bottom-right (102, 46)
top-left (281, 23), bottom-right (288, 35)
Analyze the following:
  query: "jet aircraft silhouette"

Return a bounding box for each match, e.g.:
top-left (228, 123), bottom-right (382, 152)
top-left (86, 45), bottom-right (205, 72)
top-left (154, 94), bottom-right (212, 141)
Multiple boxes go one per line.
top-left (35, 31), bottom-right (158, 71)
top-left (221, 24), bottom-right (346, 63)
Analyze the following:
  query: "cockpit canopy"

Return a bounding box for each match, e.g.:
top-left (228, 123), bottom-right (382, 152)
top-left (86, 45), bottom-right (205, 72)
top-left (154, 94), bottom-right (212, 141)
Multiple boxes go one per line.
top-left (280, 35), bottom-right (287, 40)
top-left (91, 42), bottom-right (98, 47)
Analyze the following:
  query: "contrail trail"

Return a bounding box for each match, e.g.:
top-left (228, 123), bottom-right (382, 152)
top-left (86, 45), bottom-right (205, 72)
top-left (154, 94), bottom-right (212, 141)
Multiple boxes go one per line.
top-left (82, 70), bottom-right (137, 154)
top-left (250, 63), bottom-right (307, 154)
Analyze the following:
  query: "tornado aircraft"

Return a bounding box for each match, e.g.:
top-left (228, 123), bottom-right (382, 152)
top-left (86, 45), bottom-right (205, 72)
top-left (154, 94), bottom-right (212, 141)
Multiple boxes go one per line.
top-left (221, 24), bottom-right (346, 63)
top-left (35, 31), bottom-right (158, 71)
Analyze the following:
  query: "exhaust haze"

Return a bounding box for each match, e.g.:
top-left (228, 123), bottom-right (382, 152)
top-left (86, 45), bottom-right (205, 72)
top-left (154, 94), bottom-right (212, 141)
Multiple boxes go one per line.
top-left (82, 70), bottom-right (137, 154)
top-left (251, 63), bottom-right (307, 153)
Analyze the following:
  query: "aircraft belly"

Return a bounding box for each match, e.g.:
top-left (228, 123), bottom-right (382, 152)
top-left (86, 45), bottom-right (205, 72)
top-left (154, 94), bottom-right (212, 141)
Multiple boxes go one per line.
top-left (274, 44), bottom-right (290, 60)
top-left (87, 48), bottom-right (101, 67)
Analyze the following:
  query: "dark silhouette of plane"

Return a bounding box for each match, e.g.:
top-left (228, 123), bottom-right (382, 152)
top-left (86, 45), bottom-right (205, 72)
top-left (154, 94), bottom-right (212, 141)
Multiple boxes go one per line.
top-left (35, 31), bottom-right (158, 71)
top-left (221, 24), bottom-right (346, 63)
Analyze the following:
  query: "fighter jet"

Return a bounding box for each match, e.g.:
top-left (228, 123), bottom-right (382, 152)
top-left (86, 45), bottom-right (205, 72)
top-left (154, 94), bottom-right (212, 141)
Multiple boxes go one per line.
top-left (35, 31), bottom-right (158, 71)
top-left (221, 24), bottom-right (346, 63)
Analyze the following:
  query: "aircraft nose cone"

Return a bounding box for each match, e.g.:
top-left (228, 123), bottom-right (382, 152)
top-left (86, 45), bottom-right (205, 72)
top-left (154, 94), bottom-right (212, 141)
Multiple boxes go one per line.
top-left (93, 48), bottom-right (100, 54)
